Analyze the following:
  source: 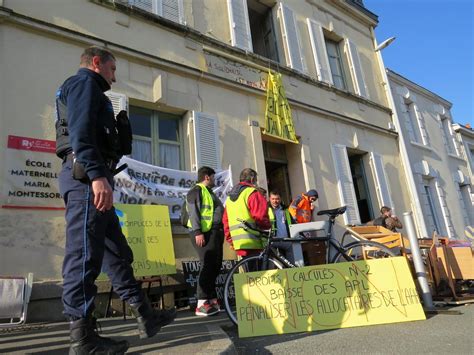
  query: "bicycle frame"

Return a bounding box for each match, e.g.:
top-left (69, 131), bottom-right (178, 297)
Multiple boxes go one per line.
top-left (258, 210), bottom-right (354, 268)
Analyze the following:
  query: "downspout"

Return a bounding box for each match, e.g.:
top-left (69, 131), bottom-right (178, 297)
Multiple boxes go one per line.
top-left (370, 27), bottom-right (429, 238)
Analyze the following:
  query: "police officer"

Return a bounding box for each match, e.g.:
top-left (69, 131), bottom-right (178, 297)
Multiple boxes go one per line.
top-left (185, 166), bottom-right (224, 316)
top-left (56, 46), bottom-right (176, 354)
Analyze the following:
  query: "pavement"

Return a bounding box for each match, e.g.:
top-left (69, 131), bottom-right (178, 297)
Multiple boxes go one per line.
top-left (1, 305), bottom-right (473, 354)
top-left (0, 310), bottom-right (237, 354)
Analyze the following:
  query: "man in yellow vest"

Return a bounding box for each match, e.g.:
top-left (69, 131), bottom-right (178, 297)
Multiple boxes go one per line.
top-left (186, 166), bottom-right (224, 316)
top-left (223, 168), bottom-right (271, 258)
top-left (268, 190), bottom-right (295, 263)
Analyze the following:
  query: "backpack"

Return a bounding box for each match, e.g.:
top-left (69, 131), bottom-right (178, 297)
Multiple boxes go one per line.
top-left (180, 199), bottom-right (189, 228)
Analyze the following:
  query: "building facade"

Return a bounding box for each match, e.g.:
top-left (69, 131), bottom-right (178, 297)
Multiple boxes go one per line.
top-left (452, 123), bottom-right (474, 229)
top-left (387, 69), bottom-right (472, 240)
top-left (0, 0), bottom-right (413, 319)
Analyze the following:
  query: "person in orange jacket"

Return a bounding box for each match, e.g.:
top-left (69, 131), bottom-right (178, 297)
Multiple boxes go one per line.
top-left (288, 189), bottom-right (319, 223)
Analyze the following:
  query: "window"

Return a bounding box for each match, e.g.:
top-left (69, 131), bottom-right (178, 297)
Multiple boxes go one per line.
top-left (460, 184), bottom-right (474, 225)
top-left (331, 144), bottom-right (361, 225)
top-left (247, 0), bottom-right (279, 61)
top-left (423, 184), bottom-right (440, 234)
top-left (401, 99), bottom-right (429, 146)
top-left (325, 39), bottom-right (347, 90)
top-left (440, 116), bottom-right (460, 156)
top-left (345, 39), bottom-right (368, 98)
top-left (129, 0), bottom-right (184, 24)
top-left (129, 106), bottom-right (182, 169)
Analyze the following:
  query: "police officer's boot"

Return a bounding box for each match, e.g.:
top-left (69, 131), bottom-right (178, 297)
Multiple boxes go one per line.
top-left (69, 317), bottom-right (129, 355)
top-left (129, 297), bottom-right (177, 339)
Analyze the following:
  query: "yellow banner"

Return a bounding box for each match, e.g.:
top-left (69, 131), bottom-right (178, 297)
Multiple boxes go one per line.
top-left (114, 204), bottom-right (176, 277)
top-left (264, 72), bottom-right (299, 143)
top-left (234, 257), bottom-right (425, 338)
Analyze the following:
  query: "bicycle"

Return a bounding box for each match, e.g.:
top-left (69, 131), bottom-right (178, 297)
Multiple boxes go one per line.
top-left (223, 206), bottom-right (396, 325)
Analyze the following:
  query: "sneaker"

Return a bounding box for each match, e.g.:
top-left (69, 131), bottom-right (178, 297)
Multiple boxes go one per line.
top-left (209, 299), bottom-right (221, 312)
top-left (195, 301), bottom-right (219, 316)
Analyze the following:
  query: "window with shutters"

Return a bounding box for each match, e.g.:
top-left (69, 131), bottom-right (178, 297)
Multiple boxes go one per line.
top-left (191, 112), bottom-right (221, 171)
top-left (331, 144), bottom-right (361, 225)
top-left (227, 0), bottom-right (279, 61)
top-left (369, 152), bottom-right (394, 211)
top-left (128, 0), bottom-right (184, 24)
top-left (422, 181), bottom-right (441, 235)
top-left (325, 39), bottom-right (347, 90)
top-left (440, 116), bottom-right (460, 156)
top-left (247, 0), bottom-right (279, 61)
top-left (278, 3), bottom-right (305, 72)
top-left (129, 106), bottom-right (182, 169)
top-left (348, 151), bottom-right (374, 223)
top-left (402, 99), bottom-right (427, 145)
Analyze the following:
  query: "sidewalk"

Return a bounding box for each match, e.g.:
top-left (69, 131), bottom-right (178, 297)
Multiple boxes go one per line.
top-left (0, 310), bottom-right (237, 354)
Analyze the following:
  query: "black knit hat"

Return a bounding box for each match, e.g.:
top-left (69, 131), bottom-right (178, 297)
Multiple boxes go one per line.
top-left (306, 189), bottom-right (318, 198)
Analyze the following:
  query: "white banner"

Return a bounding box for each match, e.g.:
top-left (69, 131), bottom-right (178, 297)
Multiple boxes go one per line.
top-left (113, 156), bottom-right (233, 219)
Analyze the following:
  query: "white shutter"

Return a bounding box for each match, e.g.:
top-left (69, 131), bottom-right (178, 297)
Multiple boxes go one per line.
top-left (227, 0), bottom-right (253, 51)
top-left (369, 152), bottom-right (394, 210)
top-left (331, 144), bottom-right (361, 225)
top-left (159, 0), bottom-right (184, 24)
top-left (129, 0), bottom-right (159, 14)
top-left (446, 120), bottom-right (461, 156)
top-left (400, 97), bottom-right (417, 142)
top-left (306, 18), bottom-right (332, 84)
top-left (345, 39), bottom-right (368, 98)
top-left (105, 91), bottom-right (128, 116)
top-left (279, 3), bottom-right (305, 72)
top-left (414, 104), bottom-right (429, 146)
top-left (453, 181), bottom-right (470, 226)
top-left (434, 180), bottom-right (455, 238)
top-left (192, 112), bottom-right (221, 170)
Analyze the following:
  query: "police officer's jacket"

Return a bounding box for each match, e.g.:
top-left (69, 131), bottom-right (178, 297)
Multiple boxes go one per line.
top-left (55, 68), bottom-right (121, 182)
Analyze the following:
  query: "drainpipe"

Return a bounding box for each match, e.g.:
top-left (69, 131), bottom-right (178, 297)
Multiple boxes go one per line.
top-left (371, 27), bottom-right (429, 238)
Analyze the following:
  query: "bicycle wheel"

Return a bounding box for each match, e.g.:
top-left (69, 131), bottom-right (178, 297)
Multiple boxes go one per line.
top-left (223, 255), bottom-right (284, 325)
top-left (330, 240), bottom-right (396, 263)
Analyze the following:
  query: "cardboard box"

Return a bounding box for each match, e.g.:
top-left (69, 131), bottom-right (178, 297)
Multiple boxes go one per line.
top-left (302, 241), bottom-right (326, 265)
top-left (436, 246), bottom-right (474, 280)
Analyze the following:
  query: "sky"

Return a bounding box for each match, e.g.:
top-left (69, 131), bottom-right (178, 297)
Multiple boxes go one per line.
top-left (364, 0), bottom-right (473, 127)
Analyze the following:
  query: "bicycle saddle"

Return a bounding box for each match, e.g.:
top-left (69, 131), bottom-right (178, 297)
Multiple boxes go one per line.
top-left (317, 206), bottom-right (347, 217)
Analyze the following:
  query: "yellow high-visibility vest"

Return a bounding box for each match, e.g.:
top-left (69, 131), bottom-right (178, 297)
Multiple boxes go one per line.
top-left (226, 187), bottom-right (262, 250)
top-left (187, 183), bottom-right (214, 232)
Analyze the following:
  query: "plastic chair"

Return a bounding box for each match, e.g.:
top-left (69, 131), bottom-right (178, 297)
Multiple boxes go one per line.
top-left (0, 273), bottom-right (34, 327)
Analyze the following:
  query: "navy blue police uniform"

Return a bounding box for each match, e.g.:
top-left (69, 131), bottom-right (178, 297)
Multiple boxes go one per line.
top-left (55, 68), bottom-right (143, 320)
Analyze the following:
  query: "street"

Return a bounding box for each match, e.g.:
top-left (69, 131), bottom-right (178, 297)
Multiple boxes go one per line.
top-left (223, 304), bottom-right (473, 354)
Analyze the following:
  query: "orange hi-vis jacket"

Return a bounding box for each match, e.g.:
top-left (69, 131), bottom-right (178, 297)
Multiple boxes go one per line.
top-left (288, 193), bottom-right (313, 223)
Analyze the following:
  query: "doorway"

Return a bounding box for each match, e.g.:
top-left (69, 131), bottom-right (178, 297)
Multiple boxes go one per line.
top-left (348, 152), bottom-right (374, 223)
top-left (263, 141), bottom-right (292, 205)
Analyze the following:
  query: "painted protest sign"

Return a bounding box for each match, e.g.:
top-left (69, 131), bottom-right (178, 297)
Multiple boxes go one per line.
top-left (2, 135), bottom-right (63, 209)
top-left (182, 260), bottom-right (237, 307)
top-left (113, 156), bottom-right (233, 220)
top-left (234, 257), bottom-right (425, 338)
top-left (114, 204), bottom-right (176, 276)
